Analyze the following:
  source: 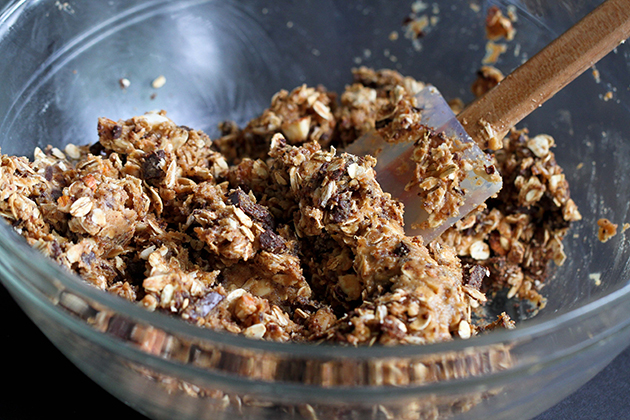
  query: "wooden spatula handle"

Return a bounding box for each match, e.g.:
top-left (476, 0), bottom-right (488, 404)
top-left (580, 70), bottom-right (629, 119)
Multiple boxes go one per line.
top-left (458, 0), bottom-right (630, 149)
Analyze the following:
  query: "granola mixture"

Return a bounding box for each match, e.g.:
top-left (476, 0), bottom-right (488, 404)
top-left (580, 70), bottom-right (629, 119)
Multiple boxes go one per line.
top-left (0, 68), bottom-right (580, 346)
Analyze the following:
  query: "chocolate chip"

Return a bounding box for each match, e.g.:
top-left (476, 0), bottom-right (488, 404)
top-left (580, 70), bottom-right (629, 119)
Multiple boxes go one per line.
top-left (89, 141), bottom-right (107, 157)
top-left (112, 124), bottom-right (123, 139)
top-left (142, 150), bottom-right (167, 180)
top-left (393, 241), bottom-right (410, 257)
top-left (195, 292), bottom-right (224, 318)
top-left (81, 251), bottom-right (96, 266)
top-left (375, 117), bottom-right (393, 129)
top-left (50, 241), bottom-right (62, 259)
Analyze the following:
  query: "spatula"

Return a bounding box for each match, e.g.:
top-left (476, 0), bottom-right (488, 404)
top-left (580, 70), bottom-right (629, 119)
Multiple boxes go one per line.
top-left (345, 0), bottom-right (630, 242)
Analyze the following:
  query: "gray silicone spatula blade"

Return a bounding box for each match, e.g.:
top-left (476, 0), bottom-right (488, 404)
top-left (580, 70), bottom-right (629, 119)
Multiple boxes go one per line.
top-left (345, 85), bottom-right (502, 242)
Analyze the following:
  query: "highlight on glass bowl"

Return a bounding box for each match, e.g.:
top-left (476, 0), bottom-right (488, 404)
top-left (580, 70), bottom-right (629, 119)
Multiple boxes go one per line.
top-left (1, 1), bottom-right (630, 419)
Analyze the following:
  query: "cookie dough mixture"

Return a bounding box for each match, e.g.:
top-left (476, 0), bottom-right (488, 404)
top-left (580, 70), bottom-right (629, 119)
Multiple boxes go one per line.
top-left (0, 68), bottom-right (581, 346)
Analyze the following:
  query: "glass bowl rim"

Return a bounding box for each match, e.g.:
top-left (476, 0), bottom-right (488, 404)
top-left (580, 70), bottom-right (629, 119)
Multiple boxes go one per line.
top-left (1, 0), bottom-right (629, 384)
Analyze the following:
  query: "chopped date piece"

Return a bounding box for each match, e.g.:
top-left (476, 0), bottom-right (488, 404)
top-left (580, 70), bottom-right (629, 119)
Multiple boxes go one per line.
top-left (228, 188), bottom-right (276, 230)
top-left (259, 230), bottom-right (287, 253)
top-left (463, 263), bottom-right (489, 290)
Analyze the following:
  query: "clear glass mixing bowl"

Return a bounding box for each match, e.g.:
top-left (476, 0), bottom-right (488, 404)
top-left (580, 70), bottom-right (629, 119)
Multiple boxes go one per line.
top-left (1, 1), bottom-right (630, 419)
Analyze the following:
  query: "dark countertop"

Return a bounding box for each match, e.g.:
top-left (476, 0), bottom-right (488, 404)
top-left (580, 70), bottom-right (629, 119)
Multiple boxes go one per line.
top-left (1, 283), bottom-right (629, 419)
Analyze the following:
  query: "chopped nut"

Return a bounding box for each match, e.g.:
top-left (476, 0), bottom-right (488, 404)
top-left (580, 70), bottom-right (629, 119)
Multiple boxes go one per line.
top-left (151, 75), bottom-right (166, 89)
top-left (589, 272), bottom-right (602, 286)
top-left (64, 143), bottom-right (82, 160)
top-left (458, 320), bottom-right (472, 339)
top-left (469, 240), bottom-right (490, 260)
top-left (527, 134), bottom-right (554, 158)
top-left (282, 116), bottom-right (311, 143)
top-left (243, 323), bottom-right (266, 339)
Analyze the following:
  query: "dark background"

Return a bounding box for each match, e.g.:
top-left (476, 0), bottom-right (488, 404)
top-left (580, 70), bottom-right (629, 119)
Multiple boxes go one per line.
top-left (1, 283), bottom-right (628, 419)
